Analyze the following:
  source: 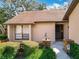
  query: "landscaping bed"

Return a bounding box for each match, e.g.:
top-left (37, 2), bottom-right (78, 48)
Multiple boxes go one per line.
top-left (23, 41), bottom-right (56, 59)
top-left (24, 48), bottom-right (56, 59)
top-left (0, 41), bottom-right (56, 59)
top-left (69, 42), bottom-right (79, 59)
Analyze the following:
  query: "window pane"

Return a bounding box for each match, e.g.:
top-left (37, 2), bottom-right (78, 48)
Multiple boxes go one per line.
top-left (16, 33), bottom-right (22, 39)
top-left (23, 25), bottom-right (29, 39)
top-left (16, 25), bottom-right (22, 33)
top-left (23, 25), bottom-right (29, 34)
top-left (16, 25), bottom-right (22, 39)
top-left (23, 34), bottom-right (29, 39)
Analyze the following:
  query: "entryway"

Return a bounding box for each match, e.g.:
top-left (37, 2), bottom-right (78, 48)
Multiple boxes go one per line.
top-left (51, 42), bottom-right (70, 59)
top-left (55, 24), bottom-right (64, 41)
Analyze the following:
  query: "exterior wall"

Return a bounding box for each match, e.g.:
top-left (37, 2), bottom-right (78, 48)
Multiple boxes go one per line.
top-left (64, 22), bottom-right (69, 39)
top-left (32, 22), bottom-right (55, 42)
top-left (7, 22), bottom-right (68, 42)
top-left (69, 3), bottom-right (79, 43)
top-left (7, 25), bottom-right (15, 41)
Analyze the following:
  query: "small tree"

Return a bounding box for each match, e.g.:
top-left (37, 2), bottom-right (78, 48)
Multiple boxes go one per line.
top-left (3, 0), bottom-right (46, 18)
top-left (0, 8), bottom-right (7, 34)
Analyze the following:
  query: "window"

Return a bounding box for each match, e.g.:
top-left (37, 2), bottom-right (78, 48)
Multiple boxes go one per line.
top-left (15, 25), bottom-right (29, 40)
top-left (23, 25), bottom-right (29, 39)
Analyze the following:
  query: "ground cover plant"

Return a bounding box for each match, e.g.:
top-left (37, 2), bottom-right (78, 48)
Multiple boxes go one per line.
top-left (69, 42), bottom-right (79, 59)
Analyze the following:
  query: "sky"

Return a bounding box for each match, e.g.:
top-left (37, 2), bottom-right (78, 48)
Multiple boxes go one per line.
top-left (36, 0), bottom-right (71, 9)
top-left (0, 1), bottom-right (3, 6)
top-left (0, 0), bottom-right (72, 9)
top-left (37, 0), bottom-right (68, 5)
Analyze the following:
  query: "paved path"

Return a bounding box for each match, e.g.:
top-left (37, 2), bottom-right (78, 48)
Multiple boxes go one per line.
top-left (15, 56), bottom-right (24, 59)
top-left (51, 42), bottom-right (70, 59)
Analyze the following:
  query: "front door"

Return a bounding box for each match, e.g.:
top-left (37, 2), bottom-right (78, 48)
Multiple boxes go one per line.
top-left (55, 24), bottom-right (64, 41)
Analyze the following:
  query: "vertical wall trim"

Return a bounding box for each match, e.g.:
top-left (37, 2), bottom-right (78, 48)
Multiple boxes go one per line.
top-left (7, 25), bottom-right (10, 40)
top-left (29, 25), bottom-right (32, 40)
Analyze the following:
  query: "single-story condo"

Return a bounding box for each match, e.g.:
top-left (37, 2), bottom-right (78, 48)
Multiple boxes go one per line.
top-left (5, 0), bottom-right (79, 44)
top-left (5, 9), bottom-right (69, 42)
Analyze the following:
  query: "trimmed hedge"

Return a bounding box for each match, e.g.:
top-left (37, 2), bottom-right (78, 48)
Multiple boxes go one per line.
top-left (39, 48), bottom-right (56, 59)
top-left (0, 42), bottom-right (19, 59)
top-left (24, 44), bottom-right (56, 59)
top-left (0, 34), bottom-right (7, 40)
top-left (0, 46), bottom-right (15, 59)
top-left (0, 47), bottom-right (5, 58)
top-left (69, 42), bottom-right (79, 59)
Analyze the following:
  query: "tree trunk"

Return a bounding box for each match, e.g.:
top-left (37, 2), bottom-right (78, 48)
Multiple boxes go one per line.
top-left (0, 24), bottom-right (6, 34)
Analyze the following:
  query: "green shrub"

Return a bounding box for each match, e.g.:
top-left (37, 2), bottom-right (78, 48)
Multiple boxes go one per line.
top-left (70, 42), bottom-right (79, 59)
top-left (0, 46), bottom-right (15, 59)
top-left (0, 47), bottom-right (5, 58)
top-left (39, 48), bottom-right (56, 59)
top-left (0, 42), bottom-right (19, 59)
top-left (0, 34), bottom-right (7, 40)
top-left (24, 44), bottom-right (56, 59)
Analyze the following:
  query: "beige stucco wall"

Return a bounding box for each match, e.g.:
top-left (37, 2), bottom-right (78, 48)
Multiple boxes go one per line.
top-left (64, 22), bottom-right (69, 39)
top-left (7, 25), bottom-right (15, 41)
top-left (7, 22), bottom-right (69, 42)
top-left (69, 3), bottom-right (79, 44)
top-left (32, 22), bottom-right (55, 42)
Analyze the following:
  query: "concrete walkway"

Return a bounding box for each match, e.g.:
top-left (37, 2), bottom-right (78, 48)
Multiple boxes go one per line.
top-left (51, 42), bottom-right (70, 59)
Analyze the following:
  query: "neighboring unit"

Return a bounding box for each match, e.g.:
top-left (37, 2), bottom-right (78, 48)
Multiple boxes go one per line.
top-left (5, 9), bottom-right (68, 42)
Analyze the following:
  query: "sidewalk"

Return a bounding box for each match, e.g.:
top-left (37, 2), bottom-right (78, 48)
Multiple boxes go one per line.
top-left (51, 42), bottom-right (70, 59)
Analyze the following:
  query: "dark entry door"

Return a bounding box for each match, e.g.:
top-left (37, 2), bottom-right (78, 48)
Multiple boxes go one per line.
top-left (55, 24), bottom-right (64, 41)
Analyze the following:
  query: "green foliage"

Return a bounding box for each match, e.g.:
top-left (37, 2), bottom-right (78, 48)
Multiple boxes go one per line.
top-left (39, 48), bottom-right (56, 59)
top-left (0, 42), bottom-right (19, 59)
top-left (0, 9), bottom-right (7, 24)
top-left (23, 44), bottom-right (37, 58)
top-left (70, 42), bottom-right (79, 59)
top-left (0, 46), bottom-right (15, 59)
top-left (0, 41), bottom-right (56, 59)
top-left (2, 0), bottom-right (46, 19)
top-left (0, 47), bottom-right (5, 58)
top-left (37, 4), bottom-right (46, 10)
top-left (0, 34), bottom-right (7, 40)
top-left (24, 44), bottom-right (56, 59)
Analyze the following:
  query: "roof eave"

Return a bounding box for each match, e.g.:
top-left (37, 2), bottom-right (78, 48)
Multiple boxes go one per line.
top-left (63, 0), bottom-right (79, 20)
